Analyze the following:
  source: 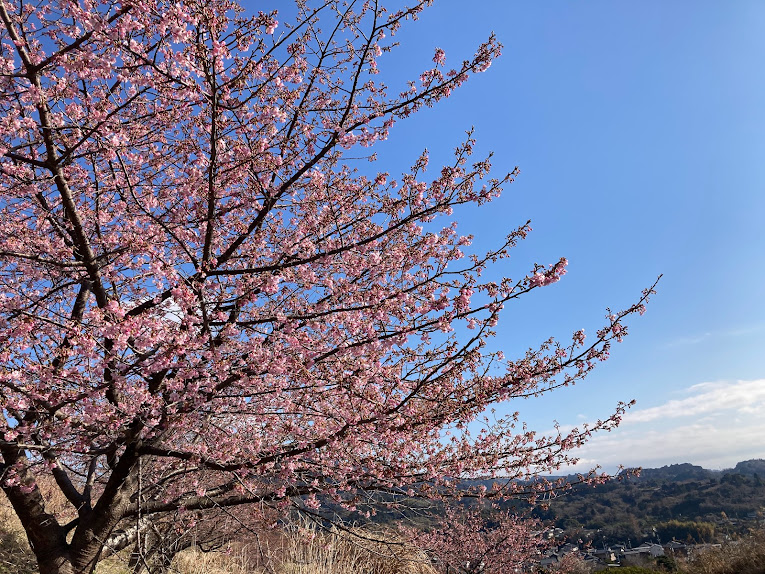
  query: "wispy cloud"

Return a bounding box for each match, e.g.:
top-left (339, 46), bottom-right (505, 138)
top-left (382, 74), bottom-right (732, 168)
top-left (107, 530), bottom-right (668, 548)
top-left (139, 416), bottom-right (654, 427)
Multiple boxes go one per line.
top-left (624, 379), bottom-right (765, 423)
top-left (561, 379), bottom-right (765, 472)
top-left (664, 324), bottom-right (765, 348)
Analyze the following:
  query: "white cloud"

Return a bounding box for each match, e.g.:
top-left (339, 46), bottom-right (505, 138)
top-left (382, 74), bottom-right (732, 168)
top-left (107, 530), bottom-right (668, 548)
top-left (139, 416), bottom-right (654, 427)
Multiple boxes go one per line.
top-left (559, 379), bottom-right (765, 473)
top-left (623, 379), bottom-right (765, 423)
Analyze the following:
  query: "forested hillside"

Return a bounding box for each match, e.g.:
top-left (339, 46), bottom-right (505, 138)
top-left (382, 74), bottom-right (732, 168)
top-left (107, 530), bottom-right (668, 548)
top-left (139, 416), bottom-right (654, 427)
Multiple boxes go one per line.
top-left (530, 460), bottom-right (765, 546)
top-left (347, 460), bottom-right (765, 548)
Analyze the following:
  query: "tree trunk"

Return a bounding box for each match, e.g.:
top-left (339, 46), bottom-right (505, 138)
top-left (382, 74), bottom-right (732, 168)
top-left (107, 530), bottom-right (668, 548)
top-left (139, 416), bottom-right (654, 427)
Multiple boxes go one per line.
top-left (68, 445), bottom-right (141, 573)
top-left (36, 554), bottom-right (76, 574)
top-left (0, 449), bottom-right (75, 573)
top-left (2, 488), bottom-right (76, 574)
top-left (2, 485), bottom-right (76, 574)
top-left (1, 445), bottom-right (141, 574)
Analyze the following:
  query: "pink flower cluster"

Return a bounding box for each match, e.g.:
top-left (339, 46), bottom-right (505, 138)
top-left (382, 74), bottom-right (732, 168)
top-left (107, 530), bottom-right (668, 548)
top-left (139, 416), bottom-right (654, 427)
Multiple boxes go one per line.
top-left (529, 257), bottom-right (568, 287)
top-left (0, 2), bottom-right (656, 570)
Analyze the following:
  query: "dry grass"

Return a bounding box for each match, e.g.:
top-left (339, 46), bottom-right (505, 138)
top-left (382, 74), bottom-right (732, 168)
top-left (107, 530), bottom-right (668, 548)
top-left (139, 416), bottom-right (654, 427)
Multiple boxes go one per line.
top-left (275, 523), bottom-right (436, 574)
top-left (0, 489), bottom-right (435, 574)
top-left (93, 557), bottom-right (132, 574)
top-left (682, 531), bottom-right (765, 574)
top-left (172, 545), bottom-right (257, 574)
top-left (167, 521), bottom-right (436, 574)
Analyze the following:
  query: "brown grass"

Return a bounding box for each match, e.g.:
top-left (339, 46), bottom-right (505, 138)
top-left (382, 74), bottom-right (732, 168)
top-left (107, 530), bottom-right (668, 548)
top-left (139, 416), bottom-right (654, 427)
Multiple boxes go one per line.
top-left (682, 531), bottom-right (765, 574)
top-left (172, 545), bottom-right (257, 574)
top-left (167, 520), bottom-right (436, 574)
top-left (274, 522), bottom-right (436, 574)
top-left (0, 490), bottom-right (437, 574)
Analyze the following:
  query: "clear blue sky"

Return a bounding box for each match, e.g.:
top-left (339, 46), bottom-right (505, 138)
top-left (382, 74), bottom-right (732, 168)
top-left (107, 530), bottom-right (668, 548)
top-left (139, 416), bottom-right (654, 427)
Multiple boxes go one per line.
top-left (372, 1), bottom-right (765, 472)
top-left (260, 2), bottom-right (765, 471)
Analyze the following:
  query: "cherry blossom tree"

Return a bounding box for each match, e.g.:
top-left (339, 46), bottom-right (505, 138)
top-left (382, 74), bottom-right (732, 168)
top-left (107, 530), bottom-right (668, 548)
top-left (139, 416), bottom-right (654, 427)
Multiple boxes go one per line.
top-left (0, 1), bottom-right (655, 573)
top-left (403, 506), bottom-right (551, 574)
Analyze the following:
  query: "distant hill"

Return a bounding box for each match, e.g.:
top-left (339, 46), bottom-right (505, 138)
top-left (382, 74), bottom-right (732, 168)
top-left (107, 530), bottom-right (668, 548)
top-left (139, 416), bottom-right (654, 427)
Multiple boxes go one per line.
top-left (529, 459), bottom-right (765, 546)
top-left (337, 460), bottom-right (765, 543)
top-left (629, 463), bottom-right (719, 482)
top-left (622, 459), bottom-right (765, 481)
top-left (729, 459), bottom-right (765, 477)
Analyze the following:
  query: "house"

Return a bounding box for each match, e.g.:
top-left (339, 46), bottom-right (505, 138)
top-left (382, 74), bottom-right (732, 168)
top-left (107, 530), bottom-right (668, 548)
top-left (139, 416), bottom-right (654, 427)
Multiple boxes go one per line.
top-left (559, 543), bottom-right (579, 555)
top-left (619, 544), bottom-right (664, 567)
top-left (592, 548), bottom-right (617, 563)
top-left (640, 543), bottom-right (665, 557)
top-left (582, 554), bottom-right (610, 571)
top-left (664, 540), bottom-right (687, 555)
top-left (540, 553), bottom-right (560, 568)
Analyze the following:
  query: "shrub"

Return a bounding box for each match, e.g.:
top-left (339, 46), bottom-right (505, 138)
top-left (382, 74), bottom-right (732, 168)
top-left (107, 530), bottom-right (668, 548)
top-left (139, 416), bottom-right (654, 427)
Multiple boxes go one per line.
top-left (684, 530), bottom-right (765, 574)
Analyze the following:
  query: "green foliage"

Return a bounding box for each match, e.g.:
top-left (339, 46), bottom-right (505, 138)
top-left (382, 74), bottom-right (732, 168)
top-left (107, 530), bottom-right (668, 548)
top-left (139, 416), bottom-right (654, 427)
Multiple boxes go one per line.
top-left (525, 469), bottom-right (765, 546)
top-left (655, 554), bottom-right (678, 572)
top-left (601, 516), bottom-right (642, 544)
top-left (656, 520), bottom-right (716, 544)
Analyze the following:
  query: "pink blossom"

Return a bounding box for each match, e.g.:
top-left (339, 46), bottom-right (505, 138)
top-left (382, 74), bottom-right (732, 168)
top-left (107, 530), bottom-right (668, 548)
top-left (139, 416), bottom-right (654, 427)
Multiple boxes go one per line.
top-left (0, 4), bottom-right (655, 571)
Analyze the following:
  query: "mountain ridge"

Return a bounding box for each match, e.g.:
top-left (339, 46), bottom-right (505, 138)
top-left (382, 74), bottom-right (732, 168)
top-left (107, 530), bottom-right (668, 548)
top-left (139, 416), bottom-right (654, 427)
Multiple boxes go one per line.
top-left (621, 458), bottom-right (765, 482)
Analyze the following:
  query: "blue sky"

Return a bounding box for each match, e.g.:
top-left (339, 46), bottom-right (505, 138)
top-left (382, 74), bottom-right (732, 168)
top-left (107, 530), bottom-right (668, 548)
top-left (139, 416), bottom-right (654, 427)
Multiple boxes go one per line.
top-left (364, 1), bottom-right (765, 471)
top-left (253, 1), bottom-right (765, 471)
